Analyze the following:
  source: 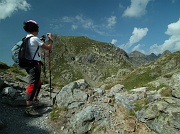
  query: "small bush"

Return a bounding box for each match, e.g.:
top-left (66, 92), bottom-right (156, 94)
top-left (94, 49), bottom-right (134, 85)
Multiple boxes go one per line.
top-left (133, 98), bottom-right (148, 112)
top-left (103, 81), bottom-right (121, 90)
top-left (9, 67), bottom-right (26, 76)
top-left (50, 105), bottom-right (68, 121)
top-left (161, 88), bottom-right (172, 97)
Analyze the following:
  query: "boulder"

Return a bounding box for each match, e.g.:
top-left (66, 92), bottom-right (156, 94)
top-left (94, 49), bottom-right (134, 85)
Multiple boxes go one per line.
top-left (2, 87), bottom-right (17, 98)
top-left (110, 84), bottom-right (124, 95)
top-left (55, 80), bottom-right (88, 109)
top-left (136, 98), bottom-right (180, 134)
top-left (170, 73), bottom-right (180, 98)
top-left (115, 92), bottom-right (139, 110)
top-left (70, 106), bottom-right (95, 133)
top-left (94, 88), bottom-right (105, 95)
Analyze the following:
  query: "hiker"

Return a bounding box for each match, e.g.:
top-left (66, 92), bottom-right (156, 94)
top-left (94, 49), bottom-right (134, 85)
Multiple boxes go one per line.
top-left (23, 20), bottom-right (53, 117)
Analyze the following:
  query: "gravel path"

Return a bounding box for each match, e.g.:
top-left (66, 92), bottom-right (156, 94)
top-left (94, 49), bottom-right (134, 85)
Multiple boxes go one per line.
top-left (0, 92), bottom-right (57, 134)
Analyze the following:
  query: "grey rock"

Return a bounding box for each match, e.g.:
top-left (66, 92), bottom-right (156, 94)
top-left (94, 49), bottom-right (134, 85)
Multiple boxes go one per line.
top-left (115, 92), bottom-right (139, 110)
top-left (136, 98), bottom-right (180, 134)
top-left (136, 100), bottom-right (169, 122)
top-left (70, 106), bottom-right (95, 134)
top-left (75, 79), bottom-right (90, 90)
top-left (56, 81), bottom-right (88, 109)
top-left (110, 84), bottom-right (124, 95)
top-left (94, 88), bottom-right (105, 95)
top-left (2, 87), bottom-right (17, 98)
top-left (147, 94), bottom-right (161, 103)
top-left (170, 73), bottom-right (180, 98)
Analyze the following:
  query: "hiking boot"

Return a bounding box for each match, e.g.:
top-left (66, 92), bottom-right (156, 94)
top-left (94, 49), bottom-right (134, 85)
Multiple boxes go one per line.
top-left (24, 106), bottom-right (42, 117)
top-left (33, 99), bottom-right (44, 109)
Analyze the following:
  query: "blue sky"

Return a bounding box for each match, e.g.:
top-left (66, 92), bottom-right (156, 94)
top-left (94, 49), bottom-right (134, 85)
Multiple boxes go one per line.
top-left (0, 0), bottom-right (180, 65)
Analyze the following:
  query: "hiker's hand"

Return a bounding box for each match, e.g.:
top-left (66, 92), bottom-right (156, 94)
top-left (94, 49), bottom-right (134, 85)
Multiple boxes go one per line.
top-left (40, 35), bottom-right (46, 41)
top-left (47, 33), bottom-right (53, 40)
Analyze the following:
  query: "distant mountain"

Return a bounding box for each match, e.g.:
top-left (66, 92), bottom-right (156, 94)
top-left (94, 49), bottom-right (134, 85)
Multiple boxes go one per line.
top-left (128, 50), bottom-right (171, 66)
top-left (121, 51), bottom-right (180, 90)
top-left (128, 51), bottom-right (157, 66)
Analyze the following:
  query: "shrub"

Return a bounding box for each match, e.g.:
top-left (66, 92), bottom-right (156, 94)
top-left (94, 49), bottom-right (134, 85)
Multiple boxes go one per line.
top-left (50, 105), bottom-right (68, 121)
top-left (9, 67), bottom-right (26, 76)
top-left (134, 98), bottom-right (148, 112)
top-left (161, 88), bottom-right (172, 97)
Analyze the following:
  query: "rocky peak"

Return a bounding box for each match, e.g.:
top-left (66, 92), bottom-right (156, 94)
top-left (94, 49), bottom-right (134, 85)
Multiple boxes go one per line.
top-left (128, 50), bottom-right (146, 58)
top-left (160, 50), bottom-right (171, 57)
top-left (128, 50), bottom-right (172, 67)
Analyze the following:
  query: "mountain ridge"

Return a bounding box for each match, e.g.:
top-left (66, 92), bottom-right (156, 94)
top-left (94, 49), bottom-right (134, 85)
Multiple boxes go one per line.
top-left (50, 35), bottom-right (133, 87)
top-left (128, 50), bottom-right (171, 66)
top-left (49, 35), bottom-right (171, 87)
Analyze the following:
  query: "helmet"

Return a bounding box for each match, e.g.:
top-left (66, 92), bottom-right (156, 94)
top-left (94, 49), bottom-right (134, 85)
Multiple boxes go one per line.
top-left (23, 20), bottom-right (39, 32)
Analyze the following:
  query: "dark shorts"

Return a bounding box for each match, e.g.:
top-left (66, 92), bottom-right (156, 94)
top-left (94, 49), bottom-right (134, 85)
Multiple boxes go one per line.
top-left (25, 62), bottom-right (42, 101)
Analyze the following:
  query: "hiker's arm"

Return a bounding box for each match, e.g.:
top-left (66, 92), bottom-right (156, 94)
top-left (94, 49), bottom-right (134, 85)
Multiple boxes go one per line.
top-left (41, 33), bottom-right (53, 50)
top-left (41, 42), bottom-right (52, 50)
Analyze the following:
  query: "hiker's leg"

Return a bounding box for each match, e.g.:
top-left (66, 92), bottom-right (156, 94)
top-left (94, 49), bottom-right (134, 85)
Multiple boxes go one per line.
top-left (24, 66), bottom-right (42, 116)
top-left (25, 83), bottom-right (38, 104)
top-left (25, 65), bottom-right (40, 105)
top-left (34, 80), bottom-right (42, 100)
top-left (33, 63), bottom-right (42, 100)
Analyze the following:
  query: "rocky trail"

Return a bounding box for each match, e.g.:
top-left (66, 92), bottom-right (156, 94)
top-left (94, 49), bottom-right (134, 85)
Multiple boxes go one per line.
top-left (0, 88), bottom-right (58, 134)
top-left (0, 70), bottom-right (60, 134)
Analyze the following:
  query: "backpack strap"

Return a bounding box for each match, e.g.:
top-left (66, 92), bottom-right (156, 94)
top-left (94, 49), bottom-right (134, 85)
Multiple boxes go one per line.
top-left (32, 46), bottom-right (39, 60)
top-left (23, 36), bottom-right (39, 60)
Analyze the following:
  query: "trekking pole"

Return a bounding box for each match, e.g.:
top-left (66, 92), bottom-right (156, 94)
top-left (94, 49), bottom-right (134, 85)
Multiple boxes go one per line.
top-left (41, 35), bottom-right (46, 83)
top-left (43, 50), bottom-right (46, 82)
top-left (49, 49), bottom-right (52, 99)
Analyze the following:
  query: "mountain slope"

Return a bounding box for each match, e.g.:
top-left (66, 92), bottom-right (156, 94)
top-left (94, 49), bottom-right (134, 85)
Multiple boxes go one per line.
top-left (49, 35), bottom-right (134, 87)
top-left (121, 51), bottom-right (180, 90)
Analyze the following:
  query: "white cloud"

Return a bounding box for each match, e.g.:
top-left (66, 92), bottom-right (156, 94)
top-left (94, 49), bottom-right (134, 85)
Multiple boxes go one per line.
top-left (132, 44), bottom-right (145, 54)
top-left (62, 16), bottom-right (73, 23)
top-left (120, 27), bottom-right (148, 51)
top-left (51, 14), bottom-right (118, 37)
top-left (75, 15), bottom-right (94, 29)
top-left (61, 15), bottom-right (94, 30)
top-left (51, 14), bottom-right (117, 36)
top-left (106, 16), bottom-right (116, 28)
top-left (111, 39), bottom-right (117, 44)
top-left (165, 19), bottom-right (180, 36)
top-left (123, 0), bottom-right (151, 18)
top-left (0, 0), bottom-right (30, 20)
top-left (72, 25), bottom-right (78, 30)
top-left (150, 18), bottom-right (180, 54)
top-left (129, 27), bottom-right (148, 45)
